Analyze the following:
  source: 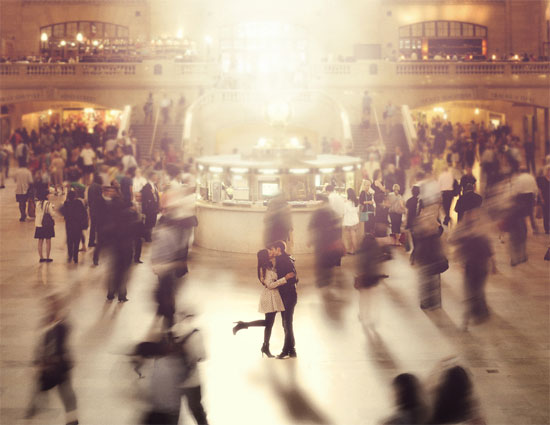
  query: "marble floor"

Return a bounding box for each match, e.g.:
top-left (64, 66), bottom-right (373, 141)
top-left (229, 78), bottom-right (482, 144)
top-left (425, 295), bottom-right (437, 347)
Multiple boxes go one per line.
top-left (0, 179), bottom-right (549, 425)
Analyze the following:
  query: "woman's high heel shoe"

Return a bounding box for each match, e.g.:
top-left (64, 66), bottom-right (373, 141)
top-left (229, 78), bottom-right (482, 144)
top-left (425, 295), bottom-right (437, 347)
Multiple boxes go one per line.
top-left (261, 343), bottom-right (274, 358)
top-left (232, 321), bottom-right (248, 335)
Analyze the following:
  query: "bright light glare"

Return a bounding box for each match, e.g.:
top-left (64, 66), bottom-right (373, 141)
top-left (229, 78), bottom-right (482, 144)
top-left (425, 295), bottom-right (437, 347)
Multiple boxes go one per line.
top-left (342, 165), bottom-right (354, 172)
top-left (41, 33), bottom-right (48, 42)
top-left (433, 107), bottom-right (445, 114)
top-left (47, 109), bottom-right (52, 115)
top-left (84, 108), bottom-right (95, 114)
top-left (230, 167), bottom-right (249, 174)
top-left (76, 33), bottom-right (83, 42)
top-left (205, 35), bottom-right (213, 45)
top-left (60, 40), bottom-right (66, 46)
top-left (319, 168), bottom-right (335, 174)
top-left (258, 169), bottom-right (278, 174)
top-left (177, 29), bottom-right (184, 39)
top-left (92, 40), bottom-right (99, 47)
top-left (209, 166), bottom-right (223, 173)
top-left (257, 138), bottom-right (267, 147)
top-left (289, 168), bottom-right (309, 174)
top-left (475, 108), bottom-right (480, 115)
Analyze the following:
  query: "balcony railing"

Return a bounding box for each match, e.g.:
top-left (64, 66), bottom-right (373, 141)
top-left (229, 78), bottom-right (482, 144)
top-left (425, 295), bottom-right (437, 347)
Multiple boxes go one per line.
top-left (1, 61), bottom-right (548, 90)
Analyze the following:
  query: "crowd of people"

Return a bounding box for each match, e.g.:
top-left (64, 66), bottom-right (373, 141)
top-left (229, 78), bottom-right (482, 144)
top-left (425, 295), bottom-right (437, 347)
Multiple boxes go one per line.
top-left (2, 102), bottom-right (549, 424)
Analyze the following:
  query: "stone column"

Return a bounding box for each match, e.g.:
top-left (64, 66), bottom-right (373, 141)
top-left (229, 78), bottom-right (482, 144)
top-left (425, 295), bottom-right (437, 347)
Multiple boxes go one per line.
top-left (544, 107), bottom-right (549, 156)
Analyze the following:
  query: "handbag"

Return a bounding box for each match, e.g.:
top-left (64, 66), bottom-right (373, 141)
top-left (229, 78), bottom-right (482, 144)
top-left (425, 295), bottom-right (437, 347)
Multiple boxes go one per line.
top-left (42, 202), bottom-right (55, 228)
top-left (359, 211), bottom-right (373, 222)
top-left (27, 198), bottom-right (36, 218)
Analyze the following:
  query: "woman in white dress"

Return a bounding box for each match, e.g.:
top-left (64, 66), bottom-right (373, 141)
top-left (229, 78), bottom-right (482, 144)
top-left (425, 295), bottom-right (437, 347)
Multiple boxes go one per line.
top-left (232, 249), bottom-right (295, 358)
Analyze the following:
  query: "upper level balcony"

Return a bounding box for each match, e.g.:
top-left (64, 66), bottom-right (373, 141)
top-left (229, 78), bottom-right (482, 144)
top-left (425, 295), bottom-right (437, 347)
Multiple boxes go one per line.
top-left (1, 60), bottom-right (548, 107)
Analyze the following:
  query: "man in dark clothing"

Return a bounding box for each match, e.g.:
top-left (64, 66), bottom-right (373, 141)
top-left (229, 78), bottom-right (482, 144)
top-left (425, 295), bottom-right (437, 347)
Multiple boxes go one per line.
top-left (459, 167), bottom-right (477, 196)
top-left (536, 166), bottom-right (550, 234)
top-left (405, 186), bottom-right (423, 230)
top-left (454, 183), bottom-right (482, 222)
top-left (433, 129), bottom-right (446, 157)
top-left (267, 240), bottom-right (298, 359)
top-left (141, 171), bottom-right (160, 243)
top-left (120, 167), bottom-right (136, 207)
top-left (87, 174), bottom-right (105, 247)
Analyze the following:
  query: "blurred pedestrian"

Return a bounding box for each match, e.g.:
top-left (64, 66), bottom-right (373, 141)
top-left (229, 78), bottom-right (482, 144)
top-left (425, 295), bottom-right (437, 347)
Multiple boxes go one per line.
top-left (141, 170), bottom-right (161, 242)
top-left (381, 373), bottom-right (428, 424)
top-left (60, 190), bottom-right (88, 264)
top-left (264, 194), bottom-right (293, 251)
top-left (26, 294), bottom-right (79, 425)
top-left (413, 206), bottom-right (448, 310)
top-left (232, 249), bottom-right (295, 358)
top-left (388, 184), bottom-right (406, 245)
top-left (430, 366), bottom-right (485, 424)
top-left (309, 194), bottom-right (344, 288)
top-left (454, 183), bottom-right (482, 223)
top-left (343, 188), bottom-right (360, 254)
top-left (15, 159), bottom-right (34, 221)
top-left (536, 165), bottom-right (550, 234)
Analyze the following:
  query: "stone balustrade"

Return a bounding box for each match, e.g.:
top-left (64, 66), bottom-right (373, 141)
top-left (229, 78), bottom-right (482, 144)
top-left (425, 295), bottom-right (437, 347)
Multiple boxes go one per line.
top-left (1, 61), bottom-right (548, 107)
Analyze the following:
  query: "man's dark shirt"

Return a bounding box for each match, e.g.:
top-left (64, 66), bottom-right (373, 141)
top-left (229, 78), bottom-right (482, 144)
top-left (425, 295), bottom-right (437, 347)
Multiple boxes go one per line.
top-left (275, 253), bottom-right (297, 306)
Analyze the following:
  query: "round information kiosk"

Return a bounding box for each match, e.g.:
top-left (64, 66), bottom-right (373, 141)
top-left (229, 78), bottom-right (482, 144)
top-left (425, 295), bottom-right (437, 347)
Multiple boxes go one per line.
top-left (194, 141), bottom-right (362, 254)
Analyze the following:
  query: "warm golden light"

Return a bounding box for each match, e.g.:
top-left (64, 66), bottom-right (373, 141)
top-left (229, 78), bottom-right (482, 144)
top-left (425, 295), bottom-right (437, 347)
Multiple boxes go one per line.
top-left (60, 40), bottom-right (66, 46)
top-left (76, 33), bottom-right (83, 42)
top-left (475, 108), bottom-right (480, 115)
top-left (40, 33), bottom-right (48, 42)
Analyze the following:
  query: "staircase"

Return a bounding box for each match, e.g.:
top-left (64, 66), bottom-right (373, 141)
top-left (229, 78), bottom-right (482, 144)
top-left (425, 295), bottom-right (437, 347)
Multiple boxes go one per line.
top-left (351, 123), bottom-right (380, 160)
top-left (130, 124), bottom-right (184, 160)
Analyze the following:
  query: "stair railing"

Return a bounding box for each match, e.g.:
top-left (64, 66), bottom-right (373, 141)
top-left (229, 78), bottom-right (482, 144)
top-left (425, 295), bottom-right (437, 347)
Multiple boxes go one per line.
top-left (148, 106), bottom-right (161, 157)
top-left (372, 105), bottom-right (384, 146)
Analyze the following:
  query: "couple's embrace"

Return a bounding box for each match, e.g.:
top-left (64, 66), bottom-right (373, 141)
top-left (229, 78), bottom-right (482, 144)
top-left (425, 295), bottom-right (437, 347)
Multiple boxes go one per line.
top-left (232, 240), bottom-right (298, 359)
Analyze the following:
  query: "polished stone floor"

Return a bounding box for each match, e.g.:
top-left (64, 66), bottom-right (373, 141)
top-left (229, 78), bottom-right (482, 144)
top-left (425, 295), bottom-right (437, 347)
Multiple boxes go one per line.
top-left (0, 178), bottom-right (549, 425)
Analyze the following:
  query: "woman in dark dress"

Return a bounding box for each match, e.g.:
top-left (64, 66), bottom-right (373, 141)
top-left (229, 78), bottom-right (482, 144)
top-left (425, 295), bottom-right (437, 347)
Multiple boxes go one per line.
top-left (34, 189), bottom-right (55, 263)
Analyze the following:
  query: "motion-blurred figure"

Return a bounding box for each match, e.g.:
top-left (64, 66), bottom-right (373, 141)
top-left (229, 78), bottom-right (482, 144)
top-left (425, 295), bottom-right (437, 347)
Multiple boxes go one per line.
top-left (26, 294), bottom-right (79, 425)
top-left (355, 234), bottom-right (389, 328)
top-left (151, 216), bottom-right (189, 329)
top-left (381, 373), bottom-right (428, 425)
top-left (430, 366), bottom-right (485, 424)
top-left (172, 316), bottom-right (209, 425)
top-left (308, 194), bottom-right (343, 289)
top-left (413, 205), bottom-right (448, 310)
top-left (451, 211), bottom-right (495, 330)
top-left (105, 187), bottom-right (141, 302)
top-left (264, 194), bottom-right (293, 251)
top-left (60, 189), bottom-right (88, 264)
top-left (454, 183), bottom-right (482, 223)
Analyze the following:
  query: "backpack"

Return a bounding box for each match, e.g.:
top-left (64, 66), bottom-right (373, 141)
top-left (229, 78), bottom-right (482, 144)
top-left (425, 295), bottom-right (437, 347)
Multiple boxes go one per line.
top-left (42, 202), bottom-right (54, 228)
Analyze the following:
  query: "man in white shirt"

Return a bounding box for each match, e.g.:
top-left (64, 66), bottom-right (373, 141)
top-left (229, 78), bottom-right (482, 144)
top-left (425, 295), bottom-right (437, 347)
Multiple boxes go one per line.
top-left (512, 169), bottom-right (539, 233)
top-left (80, 142), bottom-right (96, 185)
top-left (438, 165), bottom-right (456, 225)
top-left (14, 160), bottom-right (33, 221)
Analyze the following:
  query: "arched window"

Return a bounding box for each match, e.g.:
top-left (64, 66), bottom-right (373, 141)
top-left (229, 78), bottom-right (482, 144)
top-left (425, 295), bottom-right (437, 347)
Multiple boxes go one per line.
top-left (39, 21), bottom-right (129, 59)
top-left (399, 21), bottom-right (487, 59)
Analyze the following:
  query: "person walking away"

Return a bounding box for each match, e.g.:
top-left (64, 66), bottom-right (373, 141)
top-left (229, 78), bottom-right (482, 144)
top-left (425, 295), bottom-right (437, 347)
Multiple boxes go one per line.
top-left (454, 183), bottom-right (482, 223)
top-left (405, 185), bottom-right (423, 258)
top-left (451, 212), bottom-right (495, 330)
top-left (267, 240), bottom-right (298, 359)
top-left (141, 171), bottom-right (161, 242)
top-left (343, 188), bottom-right (360, 254)
top-left (172, 315), bottom-right (209, 425)
top-left (86, 174), bottom-right (104, 248)
top-left (26, 294), bottom-right (79, 425)
top-left (15, 159), bottom-right (33, 221)
top-left (413, 205), bottom-right (448, 310)
top-left (536, 165), bottom-right (550, 234)
top-left (151, 216), bottom-right (190, 329)
top-left (232, 249), bottom-right (294, 358)
top-left (50, 151), bottom-right (65, 196)
top-left (60, 190), bottom-right (88, 264)
top-left (388, 184), bottom-right (406, 245)
top-left (512, 169), bottom-right (539, 234)
top-left (143, 93), bottom-right (154, 125)
top-left (79, 142), bottom-right (95, 185)
top-left (438, 165), bottom-right (457, 226)
top-left (35, 188), bottom-right (55, 263)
